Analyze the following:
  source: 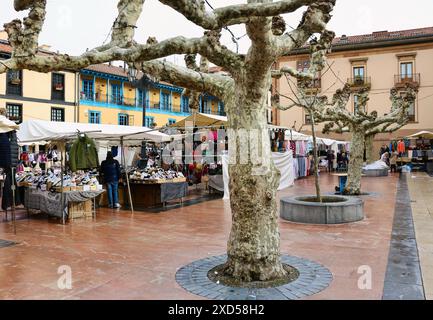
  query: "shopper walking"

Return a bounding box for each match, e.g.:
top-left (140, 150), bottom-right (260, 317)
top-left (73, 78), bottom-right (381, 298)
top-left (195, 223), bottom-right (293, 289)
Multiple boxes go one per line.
top-left (389, 151), bottom-right (398, 172)
top-left (100, 151), bottom-right (121, 209)
top-left (326, 149), bottom-right (335, 173)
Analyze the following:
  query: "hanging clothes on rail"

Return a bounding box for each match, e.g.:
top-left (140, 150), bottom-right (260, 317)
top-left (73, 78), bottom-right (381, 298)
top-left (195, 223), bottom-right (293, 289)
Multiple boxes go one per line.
top-left (69, 134), bottom-right (99, 172)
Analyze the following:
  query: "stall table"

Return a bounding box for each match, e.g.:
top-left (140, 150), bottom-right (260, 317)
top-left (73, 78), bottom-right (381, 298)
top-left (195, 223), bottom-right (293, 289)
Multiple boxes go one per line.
top-left (130, 179), bottom-right (188, 208)
top-left (23, 188), bottom-right (104, 221)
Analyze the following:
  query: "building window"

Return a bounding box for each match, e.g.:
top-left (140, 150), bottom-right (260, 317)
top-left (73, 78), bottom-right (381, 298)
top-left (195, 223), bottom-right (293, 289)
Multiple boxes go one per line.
top-left (168, 118), bottom-right (176, 125)
top-left (51, 73), bottom-right (65, 101)
top-left (89, 111), bottom-right (101, 124)
top-left (51, 107), bottom-right (65, 122)
top-left (219, 102), bottom-right (226, 116)
top-left (118, 113), bottom-right (129, 126)
top-left (400, 62), bottom-right (413, 80)
top-left (6, 103), bottom-right (23, 124)
top-left (201, 99), bottom-right (211, 114)
top-left (305, 113), bottom-right (312, 125)
top-left (160, 91), bottom-right (171, 111)
top-left (82, 79), bottom-right (94, 100)
top-left (400, 92), bottom-right (416, 122)
top-left (6, 70), bottom-right (23, 96)
top-left (181, 95), bottom-right (189, 113)
top-left (353, 66), bottom-right (365, 84)
top-left (297, 60), bottom-right (310, 73)
top-left (138, 89), bottom-right (145, 107)
top-left (144, 116), bottom-right (155, 128)
top-left (111, 84), bottom-right (122, 105)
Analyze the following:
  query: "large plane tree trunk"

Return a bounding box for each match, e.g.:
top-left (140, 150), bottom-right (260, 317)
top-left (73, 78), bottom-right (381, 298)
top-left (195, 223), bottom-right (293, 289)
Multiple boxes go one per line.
top-left (221, 78), bottom-right (286, 282)
top-left (344, 128), bottom-right (365, 196)
top-left (365, 134), bottom-right (375, 164)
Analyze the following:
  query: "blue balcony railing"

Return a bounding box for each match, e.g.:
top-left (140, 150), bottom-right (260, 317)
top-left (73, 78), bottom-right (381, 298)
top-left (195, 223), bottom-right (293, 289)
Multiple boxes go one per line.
top-left (80, 92), bottom-right (225, 116)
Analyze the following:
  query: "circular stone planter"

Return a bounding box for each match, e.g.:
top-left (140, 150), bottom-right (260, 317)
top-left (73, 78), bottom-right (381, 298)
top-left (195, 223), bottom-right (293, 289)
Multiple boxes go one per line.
top-left (362, 168), bottom-right (389, 177)
top-left (280, 196), bottom-right (364, 224)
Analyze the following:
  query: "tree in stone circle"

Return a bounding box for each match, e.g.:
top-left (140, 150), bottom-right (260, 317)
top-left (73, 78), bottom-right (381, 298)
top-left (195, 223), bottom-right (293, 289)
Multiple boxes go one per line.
top-left (1, 0), bottom-right (336, 284)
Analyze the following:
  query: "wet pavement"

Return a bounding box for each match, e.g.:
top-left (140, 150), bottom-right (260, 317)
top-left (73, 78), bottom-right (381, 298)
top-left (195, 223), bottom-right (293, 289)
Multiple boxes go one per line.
top-left (406, 172), bottom-right (433, 300)
top-left (0, 173), bottom-right (428, 300)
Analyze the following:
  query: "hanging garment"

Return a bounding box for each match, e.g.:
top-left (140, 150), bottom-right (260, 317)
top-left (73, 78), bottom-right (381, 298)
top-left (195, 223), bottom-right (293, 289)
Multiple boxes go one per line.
top-left (289, 141), bottom-right (296, 156)
top-left (69, 134), bottom-right (99, 172)
top-left (20, 152), bottom-right (29, 162)
top-left (397, 141), bottom-right (406, 154)
top-left (0, 133), bottom-right (12, 168)
top-left (38, 153), bottom-right (47, 163)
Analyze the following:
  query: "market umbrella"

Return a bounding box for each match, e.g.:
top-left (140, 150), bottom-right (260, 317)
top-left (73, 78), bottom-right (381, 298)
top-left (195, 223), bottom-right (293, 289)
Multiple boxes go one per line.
top-left (0, 115), bottom-right (19, 133)
top-left (406, 131), bottom-right (433, 139)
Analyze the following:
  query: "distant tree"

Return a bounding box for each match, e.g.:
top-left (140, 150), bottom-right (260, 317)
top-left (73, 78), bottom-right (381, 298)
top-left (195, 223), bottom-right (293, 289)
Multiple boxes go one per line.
top-left (320, 85), bottom-right (417, 195)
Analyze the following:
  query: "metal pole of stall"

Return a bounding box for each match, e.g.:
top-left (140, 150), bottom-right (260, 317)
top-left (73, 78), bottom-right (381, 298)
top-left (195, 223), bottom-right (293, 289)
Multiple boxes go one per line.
top-left (121, 137), bottom-right (134, 213)
top-left (10, 167), bottom-right (16, 235)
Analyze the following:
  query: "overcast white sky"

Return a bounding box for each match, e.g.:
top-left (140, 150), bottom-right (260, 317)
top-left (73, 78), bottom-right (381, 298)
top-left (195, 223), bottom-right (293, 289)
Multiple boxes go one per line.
top-left (1, 0), bottom-right (433, 65)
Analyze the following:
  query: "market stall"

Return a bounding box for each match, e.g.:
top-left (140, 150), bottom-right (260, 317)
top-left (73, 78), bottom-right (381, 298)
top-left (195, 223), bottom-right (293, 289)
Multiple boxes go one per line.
top-left (17, 120), bottom-right (173, 218)
top-left (128, 168), bottom-right (187, 207)
top-left (391, 131), bottom-right (433, 172)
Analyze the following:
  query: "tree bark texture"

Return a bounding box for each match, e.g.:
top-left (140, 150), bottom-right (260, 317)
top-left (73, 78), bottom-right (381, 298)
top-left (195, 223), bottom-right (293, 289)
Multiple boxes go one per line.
top-left (365, 134), bottom-right (375, 164)
top-left (344, 128), bottom-right (365, 195)
top-left (222, 74), bottom-right (287, 282)
top-left (310, 112), bottom-right (322, 202)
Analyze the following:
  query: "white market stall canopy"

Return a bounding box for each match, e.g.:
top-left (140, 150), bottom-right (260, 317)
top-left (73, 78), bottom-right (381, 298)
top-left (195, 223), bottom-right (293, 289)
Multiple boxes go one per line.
top-left (406, 131), bottom-right (433, 139)
top-left (0, 115), bottom-right (19, 133)
top-left (170, 113), bottom-right (227, 129)
top-left (17, 120), bottom-right (171, 145)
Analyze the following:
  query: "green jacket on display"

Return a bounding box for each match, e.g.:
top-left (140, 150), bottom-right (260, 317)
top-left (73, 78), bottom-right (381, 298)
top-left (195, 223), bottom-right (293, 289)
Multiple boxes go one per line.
top-left (69, 134), bottom-right (99, 172)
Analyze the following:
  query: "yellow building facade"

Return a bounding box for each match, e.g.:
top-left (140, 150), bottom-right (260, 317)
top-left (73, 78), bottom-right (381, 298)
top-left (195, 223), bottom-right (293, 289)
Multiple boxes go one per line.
top-left (78, 64), bottom-right (225, 128)
top-left (0, 40), bottom-right (78, 123)
top-left (1, 30), bottom-right (224, 128)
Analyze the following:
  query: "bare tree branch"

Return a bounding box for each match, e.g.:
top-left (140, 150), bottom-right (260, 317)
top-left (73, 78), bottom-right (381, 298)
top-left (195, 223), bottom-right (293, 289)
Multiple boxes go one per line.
top-left (138, 59), bottom-right (234, 101)
top-left (275, 1), bottom-right (335, 56)
top-left (159, 0), bottom-right (324, 30)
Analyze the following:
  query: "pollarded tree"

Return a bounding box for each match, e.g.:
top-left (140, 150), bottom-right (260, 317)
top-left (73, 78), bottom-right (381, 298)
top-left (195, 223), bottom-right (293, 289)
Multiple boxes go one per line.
top-left (1, 0), bottom-right (336, 284)
top-left (320, 85), bottom-right (417, 195)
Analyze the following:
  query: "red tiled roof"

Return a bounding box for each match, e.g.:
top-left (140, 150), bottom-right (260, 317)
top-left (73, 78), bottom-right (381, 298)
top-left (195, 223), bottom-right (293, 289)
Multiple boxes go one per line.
top-left (332, 26), bottom-right (433, 46)
top-left (0, 41), bottom-right (12, 54)
top-left (85, 63), bottom-right (129, 77)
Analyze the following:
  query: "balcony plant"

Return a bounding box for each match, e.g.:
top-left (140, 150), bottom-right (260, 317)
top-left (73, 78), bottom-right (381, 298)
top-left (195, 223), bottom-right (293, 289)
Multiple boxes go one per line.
top-left (10, 77), bottom-right (21, 85)
top-left (354, 75), bottom-right (364, 85)
top-left (54, 83), bottom-right (64, 91)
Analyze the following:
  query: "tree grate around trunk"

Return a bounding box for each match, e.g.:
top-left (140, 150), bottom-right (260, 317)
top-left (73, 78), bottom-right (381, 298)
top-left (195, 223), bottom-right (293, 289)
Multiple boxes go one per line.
top-left (175, 254), bottom-right (333, 300)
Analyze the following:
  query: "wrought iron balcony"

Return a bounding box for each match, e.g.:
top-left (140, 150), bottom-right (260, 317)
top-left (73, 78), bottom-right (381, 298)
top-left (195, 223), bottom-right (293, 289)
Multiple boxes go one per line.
top-left (347, 76), bottom-right (371, 90)
top-left (394, 74), bottom-right (420, 89)
top-left (297, 77), bottom-right (321, 92)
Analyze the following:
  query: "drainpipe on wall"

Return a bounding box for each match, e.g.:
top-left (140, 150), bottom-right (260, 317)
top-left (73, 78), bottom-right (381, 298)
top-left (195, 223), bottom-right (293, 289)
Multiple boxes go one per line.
top-left (75, 71), bottom-right (80, 123)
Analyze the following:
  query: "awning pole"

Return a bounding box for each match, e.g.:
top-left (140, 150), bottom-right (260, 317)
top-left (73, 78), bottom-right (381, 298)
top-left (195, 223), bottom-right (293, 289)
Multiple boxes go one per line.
top-left (121, 137), bottom-right (134, 213)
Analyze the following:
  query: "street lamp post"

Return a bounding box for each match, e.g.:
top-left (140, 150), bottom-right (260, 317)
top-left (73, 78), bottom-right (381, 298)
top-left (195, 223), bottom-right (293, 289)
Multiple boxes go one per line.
top-left (127, 64), bottom-right (147, 127)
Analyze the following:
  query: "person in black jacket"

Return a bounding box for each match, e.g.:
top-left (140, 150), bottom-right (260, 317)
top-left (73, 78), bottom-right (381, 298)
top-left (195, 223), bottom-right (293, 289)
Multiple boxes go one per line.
top-left (100, 151), bottom-right (121, 209)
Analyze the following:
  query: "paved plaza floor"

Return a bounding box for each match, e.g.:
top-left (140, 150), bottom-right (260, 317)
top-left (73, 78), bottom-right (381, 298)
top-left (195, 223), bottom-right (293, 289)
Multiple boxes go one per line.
top-left (0, 173), bottom-right (431, 300)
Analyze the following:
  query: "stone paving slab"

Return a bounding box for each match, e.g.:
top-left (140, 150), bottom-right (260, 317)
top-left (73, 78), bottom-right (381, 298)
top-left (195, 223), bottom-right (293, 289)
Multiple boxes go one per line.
top-left (383, 174), bottom-right (424, 300)
top-left (407, 172), bottom-right (433, 299)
